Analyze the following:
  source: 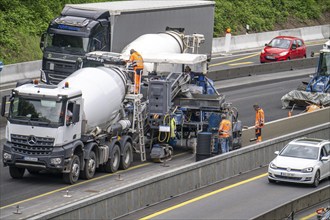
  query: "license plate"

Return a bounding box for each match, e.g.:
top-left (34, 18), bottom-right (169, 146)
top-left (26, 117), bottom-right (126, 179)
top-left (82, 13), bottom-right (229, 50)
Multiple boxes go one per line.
top-left (266, 56), bottom-right (275, 60)
top-left (281, 172), bottom-right (294, 177)
top-left (24, 156), bottom-right (38, 162)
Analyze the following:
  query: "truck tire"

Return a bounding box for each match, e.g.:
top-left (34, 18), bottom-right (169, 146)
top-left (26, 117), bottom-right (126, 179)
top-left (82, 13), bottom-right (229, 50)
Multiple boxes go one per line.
top-left (104, 145), bottom-right (120, 173)
top-left (120, 142), bottom-right (132, 170)
top-left (80, 151), bottom-right (96, 180)
top-left (63, 155), bottom-right (80, 184)
top-left (9, 166), bottom-right (25, 179)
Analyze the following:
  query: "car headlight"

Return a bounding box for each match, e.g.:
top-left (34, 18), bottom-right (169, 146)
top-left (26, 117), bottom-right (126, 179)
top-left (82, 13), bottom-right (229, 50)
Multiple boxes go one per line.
top-left (3, 152), bottom-right (12, 160)
top-left (279, 51), bottom-right (288, 56)
top-left (269, 162), bottom-right (277, 169)
top-left (261, 49), bottom-right (265, 54)
top-left (302, 167), bottom-right (313, 173)
top-left (50, 157), bottom-right (62, 165)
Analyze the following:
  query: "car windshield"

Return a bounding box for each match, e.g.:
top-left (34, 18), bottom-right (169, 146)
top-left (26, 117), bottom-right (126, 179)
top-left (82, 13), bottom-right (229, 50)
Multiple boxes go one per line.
top-left (268, 38), bottom-right (291, 49)
top-left (280, 144), bottom-right (319, 160)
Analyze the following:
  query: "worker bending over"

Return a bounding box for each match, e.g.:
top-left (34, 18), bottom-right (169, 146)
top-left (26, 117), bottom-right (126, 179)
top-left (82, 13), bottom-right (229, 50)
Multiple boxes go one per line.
top-left (129, 49), bottom-right (144, 94)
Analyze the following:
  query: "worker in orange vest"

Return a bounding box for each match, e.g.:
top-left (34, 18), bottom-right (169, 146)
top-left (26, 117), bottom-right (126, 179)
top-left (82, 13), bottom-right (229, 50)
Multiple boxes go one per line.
top-left (253, 104), bottom-right (265, 142)
top-left (218, 114), bottom-right (231, 153)
top-left (128, 49), bottom-right (144, 94)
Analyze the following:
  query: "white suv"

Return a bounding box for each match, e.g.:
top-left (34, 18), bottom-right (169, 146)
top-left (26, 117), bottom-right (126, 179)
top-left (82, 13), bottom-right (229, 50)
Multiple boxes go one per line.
top-left (268, 138), bottom-right (330, 187)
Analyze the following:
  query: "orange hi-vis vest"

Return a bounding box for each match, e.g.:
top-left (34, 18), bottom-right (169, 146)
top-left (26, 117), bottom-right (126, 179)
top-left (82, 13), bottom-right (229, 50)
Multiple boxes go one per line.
top-left (219, 119), bottom-right (231, 138)
top-left (129, 52), bottom-right (144, 70)
top-left (255, 108), bottom-right (265, 128)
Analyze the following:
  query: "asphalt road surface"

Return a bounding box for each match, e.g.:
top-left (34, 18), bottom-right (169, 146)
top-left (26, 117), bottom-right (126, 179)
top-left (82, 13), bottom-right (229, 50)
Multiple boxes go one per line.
top-left (118, 167), bottom-right (329, 220)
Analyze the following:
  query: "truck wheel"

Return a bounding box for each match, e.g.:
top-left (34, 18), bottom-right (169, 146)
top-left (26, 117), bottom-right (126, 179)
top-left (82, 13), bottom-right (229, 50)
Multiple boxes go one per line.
top-left (9, 166), bottom-right (25, 179)
top-left (120, 142), bottom-right (133, 170)
top-left (63, 155), bottom-right (80, 184)
top-left (80, 151), bottom-right (96, 180)
top-left (104, 145), bottom-right (120, 173)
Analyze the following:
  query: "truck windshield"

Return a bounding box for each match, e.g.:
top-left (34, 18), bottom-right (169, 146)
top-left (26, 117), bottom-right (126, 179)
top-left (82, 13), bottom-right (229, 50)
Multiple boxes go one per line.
top-left (10, 97), bottom-right (64, 126)
top-left (318, 52), bottom-right (330, 76)
top-left (44, 33), bottom-right (89, 54)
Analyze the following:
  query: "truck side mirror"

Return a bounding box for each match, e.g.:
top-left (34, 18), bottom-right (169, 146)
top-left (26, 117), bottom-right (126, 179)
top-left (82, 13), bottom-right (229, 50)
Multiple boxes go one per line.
top-left (72, 104), bottom-right (80, 123)
top-left (40, 33), bottom-right (46, 51)
top-left (1, 96), bottom-right (9, 118)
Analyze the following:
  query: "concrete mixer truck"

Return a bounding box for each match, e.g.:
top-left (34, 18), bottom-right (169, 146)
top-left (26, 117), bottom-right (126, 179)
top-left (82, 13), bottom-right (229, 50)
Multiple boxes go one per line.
top-left (39, 0), bottom-right (215, 85)
top-left (1, 51), bottom-right (242, 184)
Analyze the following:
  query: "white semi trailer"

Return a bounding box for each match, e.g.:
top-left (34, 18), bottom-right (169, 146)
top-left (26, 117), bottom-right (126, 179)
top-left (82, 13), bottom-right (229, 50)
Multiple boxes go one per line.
top-left (40, 0), bottom-right (215, 84)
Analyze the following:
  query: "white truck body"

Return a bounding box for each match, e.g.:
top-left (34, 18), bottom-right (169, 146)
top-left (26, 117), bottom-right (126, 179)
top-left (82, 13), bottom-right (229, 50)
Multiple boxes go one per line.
top-left (58, 67), bottom-right (127, 132)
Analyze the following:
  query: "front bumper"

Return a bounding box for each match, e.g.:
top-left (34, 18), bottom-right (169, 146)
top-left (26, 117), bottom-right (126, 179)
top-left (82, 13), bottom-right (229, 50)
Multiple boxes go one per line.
top-left (268, 167), bottom-right (314, 184)
top-left (3, 141), bottom-right (72, 173)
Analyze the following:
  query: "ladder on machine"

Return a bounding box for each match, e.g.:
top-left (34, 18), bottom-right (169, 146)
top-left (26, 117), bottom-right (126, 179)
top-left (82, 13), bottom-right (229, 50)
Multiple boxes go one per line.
top-left (126, 93), bottom-right (146, 162)
top-left (135, 98), bottom-right (146, 161)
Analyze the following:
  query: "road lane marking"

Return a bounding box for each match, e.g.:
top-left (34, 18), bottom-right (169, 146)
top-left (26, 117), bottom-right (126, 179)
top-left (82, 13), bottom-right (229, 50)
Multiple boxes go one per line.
top-left (212, 51), bottom-right (261, 60)
top-left (140, 173), bottom-right (268, 220)
top-left (228, 62), bottom-right (253, 66)
top-left (0, 152), bottom-right (188, 210)
top-left (209, 52), bottom-right (259, 67)
top-left (300, 212), bottom-right (317, 220)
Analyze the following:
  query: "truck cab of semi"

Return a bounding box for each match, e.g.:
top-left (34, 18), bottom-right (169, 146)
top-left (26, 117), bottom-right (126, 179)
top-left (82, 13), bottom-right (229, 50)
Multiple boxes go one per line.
top-left (40, 6), bottom-right (110, 85)
top-left (1, 81), bottom-right (82, 179)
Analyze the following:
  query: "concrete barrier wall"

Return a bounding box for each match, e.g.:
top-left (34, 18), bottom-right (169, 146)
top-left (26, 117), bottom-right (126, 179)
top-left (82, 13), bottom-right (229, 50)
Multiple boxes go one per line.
top-left (30, 121), bottom-right (330, 220)
top-left (212, 24), bottom-right (330, 53)
top-left (253, 186), bottom-right (330, 219)
top-left (0, 60), bottom-right (41, 84)
top-left (208, 57), bottom-right (318, 82)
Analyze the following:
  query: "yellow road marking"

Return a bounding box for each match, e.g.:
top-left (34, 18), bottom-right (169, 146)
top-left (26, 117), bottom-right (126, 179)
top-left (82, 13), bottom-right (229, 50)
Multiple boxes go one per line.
top-left (300, 212), bottom-right (317, 220)
top-left (0, 152), bottom-right (188, 210)
top-left (140, 173), bottom-right (268, 220)
top-left (209, 52), bottom-right (259, 67)
top-left (228, 62), bottom-right (253, 66)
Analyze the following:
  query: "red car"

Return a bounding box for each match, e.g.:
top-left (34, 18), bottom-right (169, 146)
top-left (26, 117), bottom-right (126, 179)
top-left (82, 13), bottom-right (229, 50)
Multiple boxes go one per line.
top-left (260, 36), bottom-right (307, 63)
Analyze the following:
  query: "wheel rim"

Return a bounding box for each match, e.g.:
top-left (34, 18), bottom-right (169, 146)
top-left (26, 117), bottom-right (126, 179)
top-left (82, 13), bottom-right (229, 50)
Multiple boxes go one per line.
top-left (72, 162), bottom-right (80, 178)
top-left (88, 158), bottom-right (96, 174)
top-left (124, 148), bottom-right (130, 164)
top-left (113, 151), bottom-right (119, 167)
